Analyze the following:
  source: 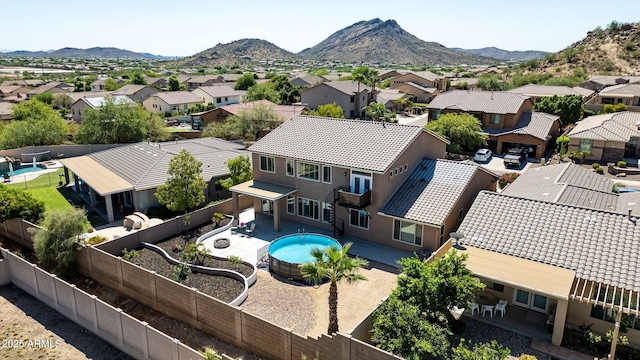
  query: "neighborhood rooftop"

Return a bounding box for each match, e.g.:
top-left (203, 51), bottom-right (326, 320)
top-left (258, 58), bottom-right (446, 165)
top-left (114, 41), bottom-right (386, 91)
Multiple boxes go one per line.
top-left (426, 90), bottom-right (530, 114)
top-left (152, 91), bottom-right (202, 105)
top-left (320, 81), bottom-right (371, 95)
top-left (568, 112), bottom-right (640, 142)
top-left (482, 112), bottom-right (559, 141)
top-left (598, 83), bottom-right (640, 97)
top-left (379, 159), bottom-right (489, 226)
top-left (508, 84), bottom-right (594, 97)
top-left (248, 115), bottom-right (446, 173)
top-left (195, 85), bottom-right (246, 97)
top-left (458, 191), bottom-right (640, 291)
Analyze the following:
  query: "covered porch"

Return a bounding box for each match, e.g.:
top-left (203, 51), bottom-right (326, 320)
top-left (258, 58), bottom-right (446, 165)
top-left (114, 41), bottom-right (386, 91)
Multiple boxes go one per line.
top-left (230, 180), bottom-right (296, 232)
top-left (60, 156), bottom-right (134, 223)
top-left (454, 244), bottom-right (576, 346)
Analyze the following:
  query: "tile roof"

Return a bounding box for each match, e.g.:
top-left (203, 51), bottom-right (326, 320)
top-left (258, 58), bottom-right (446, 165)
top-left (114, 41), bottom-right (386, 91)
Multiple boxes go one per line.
top-left (426, 90), bottom-right (530, 114)
top-left (28, 82), bottom-right (69, 95)
top-left (152, 91), bottom-right (202, 105)
top-left (0, 85), bottom-right (24, 94)
top-left (392, 82), bottom-right (438, 93)
top-left (0, 102), bottom-right (12, 117)
top-left (111, 84), bottom-right (149, 96)
top-left (214, 100), bottom-right (303, 121)
top-left (483, 112), bottom-right (559, 140)
top-left (502, 163), bottom-right (613, 201)
top-left (321, 81), bottom-right (371, 95)
top-left (458, 191), bottom-right (640, 291)
top-left (568, 112), bottom-right (640, 142)
top-left (248, 115), bottom-right (442, 173)
top-left (599, 83), bottom-right (640, 97)
top-left (292, 75), bottom-right (325, 86)
top-left (405, 70), bottom-right (444, 81)
top-left (187, 75), bottom-right (222, 84)
top-left (194, 85), bottom-right (245, 98)
top-left (509, 84), bottom-right (591, 97)
top-left (88, 138), bottom-right (247, 191)
top-left (376, 89), bottom-right (407, 105)
top-left (379, 159), bottom-right (483, 225)
top-left (67, 91), bottom-right (112, 102)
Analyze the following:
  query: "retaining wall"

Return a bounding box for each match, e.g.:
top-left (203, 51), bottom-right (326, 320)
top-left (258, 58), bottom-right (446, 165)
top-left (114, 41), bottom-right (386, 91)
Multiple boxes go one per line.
top-left (0, 248), bottom-right (203, 360)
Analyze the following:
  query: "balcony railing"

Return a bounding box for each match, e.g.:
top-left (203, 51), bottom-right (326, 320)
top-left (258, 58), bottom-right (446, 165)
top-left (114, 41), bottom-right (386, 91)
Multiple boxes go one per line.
top-left (338, 189), bottom-right (371, 209)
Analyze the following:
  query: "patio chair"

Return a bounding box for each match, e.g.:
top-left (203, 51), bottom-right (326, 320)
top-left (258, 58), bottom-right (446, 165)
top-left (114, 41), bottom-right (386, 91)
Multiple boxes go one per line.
top-left (482, 304), bottom-right (494, 318)
top-left (230, 226), bottom-right (239, 234)
top-left (245, 223), bottom-right (256, 236)
top-left (2, 173), bottom-right (10, 183)
top-left (470, 302), bottom-right (479, 316)
top-left (494, 300), bottom-right (508, 318)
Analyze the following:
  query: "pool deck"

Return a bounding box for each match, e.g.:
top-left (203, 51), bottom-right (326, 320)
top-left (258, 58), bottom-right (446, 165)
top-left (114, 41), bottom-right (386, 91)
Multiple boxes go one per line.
top-left (2, 161), bottom-right (63, 184)
top-left (200, 209), bottom-right (413, 267)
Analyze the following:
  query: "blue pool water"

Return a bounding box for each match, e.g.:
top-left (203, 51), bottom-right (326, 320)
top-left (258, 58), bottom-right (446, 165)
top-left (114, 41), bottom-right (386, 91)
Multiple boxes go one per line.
top-left (1, 164), bottom-right (45, 176)
top-left (269, 234), bottom-right (342, 264)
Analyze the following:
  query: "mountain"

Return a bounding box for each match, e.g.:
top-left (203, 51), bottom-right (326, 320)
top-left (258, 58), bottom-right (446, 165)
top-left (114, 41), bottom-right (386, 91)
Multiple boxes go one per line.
top-left (452, 47), bottom-right (548, 61)
top-left (299, 19), bottom-right (494, 65)
top-left (3, 47), bottom-right (154, 59)
top-left (175, 38), bottom-right (297, 68)
top-left (138, 52), bottom-right (180, 60)
top-left (528, 22), bottom-right (640, 76)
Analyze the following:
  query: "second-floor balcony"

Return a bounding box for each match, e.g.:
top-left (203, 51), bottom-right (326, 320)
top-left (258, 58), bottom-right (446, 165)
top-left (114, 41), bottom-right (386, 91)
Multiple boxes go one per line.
top-left (338, 188), bottom-right (371, 209)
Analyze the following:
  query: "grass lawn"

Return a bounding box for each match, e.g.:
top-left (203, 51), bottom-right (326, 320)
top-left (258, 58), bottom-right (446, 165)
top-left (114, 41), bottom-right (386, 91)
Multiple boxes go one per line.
top-left (6, 169), bottom-right (107, 230)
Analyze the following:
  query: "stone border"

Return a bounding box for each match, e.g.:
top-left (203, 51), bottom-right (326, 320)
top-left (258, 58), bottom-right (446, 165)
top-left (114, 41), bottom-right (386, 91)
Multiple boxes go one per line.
top-left (141, 242), bottom-right (250, 306)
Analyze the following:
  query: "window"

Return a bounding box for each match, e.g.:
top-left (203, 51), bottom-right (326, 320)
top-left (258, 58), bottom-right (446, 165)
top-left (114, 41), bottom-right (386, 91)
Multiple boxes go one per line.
top-left (403, 164), bottom-right (408, 172)
top-left (350, 96), bottom-right (355, 103)
top-left (259, 156), bottom-right (275, 173)
top-left (322, 165), bottom-right (332, 183)
top-left (286, 159), bottom-right (295, 176)
top-left (579, 139), bottom-right (594, 153)
top-left (350, 209), bottom-right (369, 229)
top-left (439, 225), bottom-right (445, 246)
top-left (489, 114), bottom-right (501, 125)
top-left (297, 162), bottom-right (319, 181)
top-left (322, 202), bottom-right (333, 223)
top-left (286, 195), bottom-right (295, 214)
top-left (393, 219), bottom-right (422, 245)
top-left (390, 171), bottom-right (393, 178)
top-left (216, 97), bottom-right (221, 103)
top-left (297, 198), bottom-right (319, 220)
top-left (399, 166), bottom-right (403, 174)
top-left (224, 97), bottom-right (228, 102)
top-left (481, 280), bottom-right (504, 292)
top-left (591, 305), bottom-right (640, 330)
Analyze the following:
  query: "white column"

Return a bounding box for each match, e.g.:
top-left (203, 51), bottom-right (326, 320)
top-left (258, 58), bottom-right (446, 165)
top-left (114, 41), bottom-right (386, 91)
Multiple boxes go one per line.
top-left (552, 298), bottom-right (569, 346)
top-left (105, 195), bottom-right (114, 223)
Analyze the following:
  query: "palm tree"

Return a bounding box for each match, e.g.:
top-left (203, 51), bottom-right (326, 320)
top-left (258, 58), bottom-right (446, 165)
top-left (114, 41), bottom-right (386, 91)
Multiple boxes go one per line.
top-left (300, 242), bottom-right (368, 334)
top-left (364, 69), bottom-right (380, 106)
top-left (352, 67), bottom-right (368, 118)
top-left (363, 102), bottom-right (396, 123)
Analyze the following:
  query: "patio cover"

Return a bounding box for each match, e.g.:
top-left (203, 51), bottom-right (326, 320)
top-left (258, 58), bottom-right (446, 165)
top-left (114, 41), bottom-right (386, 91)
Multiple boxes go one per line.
top-left (230, 180), bottom-right (296, 201)
top-left (61, 156), bottom-right (133, 196)
top-left (456, 245), bottom-right (576, 300)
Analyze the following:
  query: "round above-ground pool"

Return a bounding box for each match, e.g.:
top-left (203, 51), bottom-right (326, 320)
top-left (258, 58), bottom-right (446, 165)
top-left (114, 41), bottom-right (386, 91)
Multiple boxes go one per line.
top-left (268, 233), bottom-right (342, 281)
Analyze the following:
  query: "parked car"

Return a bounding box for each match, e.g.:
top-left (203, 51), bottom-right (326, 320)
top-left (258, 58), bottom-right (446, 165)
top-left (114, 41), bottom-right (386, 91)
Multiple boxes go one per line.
top-left (473, 149), bottom-right (492, 162)
top-left (503, 148), bottom-right (526, 168)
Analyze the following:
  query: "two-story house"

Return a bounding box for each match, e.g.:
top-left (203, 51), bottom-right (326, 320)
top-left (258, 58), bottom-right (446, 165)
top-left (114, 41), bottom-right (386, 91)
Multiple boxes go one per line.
top-left (142, 91), bottom-right (203, 115)
top-left (389, 70), bottom-right (447, 99)
top-left (301, 81), bottom-right (371, 118)
top-left (110, 84), bottom-right (158, 103)
top-left (191, 85), bottom-right (246, 107)
top-left (229, 116), bottom-right (497, 253)
top-left (186, 75), bottom-right (224, 90)
top-left (594, 83), bottom-right (640, 110)
top-left (426, 90), bottom-right (561, 159)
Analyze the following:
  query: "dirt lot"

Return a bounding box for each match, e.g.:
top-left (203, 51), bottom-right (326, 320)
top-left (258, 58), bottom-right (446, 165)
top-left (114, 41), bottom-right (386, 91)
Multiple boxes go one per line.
top-left (0, 284), bottom-right (131, 360)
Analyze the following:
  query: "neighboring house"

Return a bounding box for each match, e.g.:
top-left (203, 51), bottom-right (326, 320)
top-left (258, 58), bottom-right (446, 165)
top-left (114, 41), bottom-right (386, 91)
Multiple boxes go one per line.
top-left (389, 70), bottom-right (447, 92)
top-left (594, 84), bottom-right (640, 109)
top-left (426, 90), bottom-right (560, 159)
top-left (144, 77), bottom-right (167, 89)
top-left (60, 138), bottom-right (248, 223)
top-left (143, 91), bottom-right (203, 114)
top-left (450, 167), bottom-right (640, 348)
top-left (27, 81), bottom-right (72, 98)
top-left (509, 84), bottom-right (595, 104)
top-left (567, 111), bottom-right (640, 162)
top-left (376, 89), bottom-right (411, 112)
top-left (390, 82), bottom-right (439, 103)
top-left (111, 84), bottom-right (158, 103)
top-left (191, 85), bottom-right (245, 106)
top-left (192, 100), bottom-right (305, 127)
top-left (301, 81), bottom-right (371, 118)
top-left (2, 79), bottom-right (45, 87)
top-left (91, 79), bottom-right (106, 92)
top-left (0, 102), bottom-right (13, 120)
top-left (70, 95), bottom-right (135, 123)
top-left (229, 115), bottom-right (496, 253)
top-left (449, 78), bottom-right (479, 91)
top-left (578, 75), bottom-right (640, 92)
top-left (0, 85), bottom-right (29, 99)
top-left (291, 75), bottom-right (325, 87)
top-left (186, 75), bottom-right (224, 91)
top-left (378, 69), bottom-right (406, 80)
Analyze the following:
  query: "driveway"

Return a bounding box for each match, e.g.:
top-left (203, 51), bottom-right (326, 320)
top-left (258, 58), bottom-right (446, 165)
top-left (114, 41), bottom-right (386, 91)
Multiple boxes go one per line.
top-left (477, 155), bottom-right (535, 175)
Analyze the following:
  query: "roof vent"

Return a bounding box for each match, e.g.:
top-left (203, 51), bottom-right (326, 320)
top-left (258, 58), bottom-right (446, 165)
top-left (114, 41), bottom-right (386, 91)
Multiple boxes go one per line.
top-left (629, 209), bottom-right (633, 220)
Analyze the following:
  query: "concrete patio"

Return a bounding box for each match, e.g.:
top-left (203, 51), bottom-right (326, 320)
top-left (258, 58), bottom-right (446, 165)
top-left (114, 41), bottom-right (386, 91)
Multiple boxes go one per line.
top-left (200, 208), bottom-right (414, 266)
top-left (464, 304), bottom-right (552, 342)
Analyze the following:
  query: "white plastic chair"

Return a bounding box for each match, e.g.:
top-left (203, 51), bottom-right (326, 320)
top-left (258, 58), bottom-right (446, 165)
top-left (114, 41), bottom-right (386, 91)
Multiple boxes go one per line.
top-left (470, 302), bottom-right (479, 316)
top-left (494, 300), bottom-right (508, 318)
top-left (245, 223), bottom-right (256, 236)
top-left (482, 305), bottom-right (494, 317)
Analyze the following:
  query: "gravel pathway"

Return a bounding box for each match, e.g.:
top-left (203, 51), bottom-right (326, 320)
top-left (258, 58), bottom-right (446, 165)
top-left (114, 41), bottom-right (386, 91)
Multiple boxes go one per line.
top-left (241, 270), bottom-right (315, 335)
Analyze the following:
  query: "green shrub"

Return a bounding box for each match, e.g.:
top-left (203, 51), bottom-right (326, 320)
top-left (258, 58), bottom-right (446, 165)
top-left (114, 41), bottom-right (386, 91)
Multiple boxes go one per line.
top-left (227, 255), bottom-right (242, 263)
top-left (519, 355), bottom-right (537, 360)
top-left (212, 212), bottom-right (225, 227)
top-left (595, 167), bottom-right (604, 174)
top-left (592, 163), bottom-right (601, 169)
top-left (617, 161), bottom-right (627, 168)
top-left (0, 184), bottom-right (45, 223)
top-left (86, 235), bottom-right (107, 245)
top-left (498, 173), bottom-right (520, 189)
top-left (182, 243), bottom-right (209, 265)
top-left (173, 262), bottom-right (191, 283)
top-left (122, 248), bottom-right (140, 261)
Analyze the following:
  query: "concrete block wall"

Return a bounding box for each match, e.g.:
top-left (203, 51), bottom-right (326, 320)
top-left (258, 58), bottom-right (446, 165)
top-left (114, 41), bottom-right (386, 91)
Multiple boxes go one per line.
top-left (241, 311), bottom-right (292, 360)
top-left (1, 248), bottom-right (204, 360)
top-left (0, 218), bottom-right (39, 250)
top-left (0, 256), bottom-right (10, 286)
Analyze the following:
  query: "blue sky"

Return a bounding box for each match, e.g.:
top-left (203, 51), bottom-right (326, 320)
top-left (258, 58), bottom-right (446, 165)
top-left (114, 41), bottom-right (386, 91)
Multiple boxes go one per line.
top-left (2, 0), bottom-right (638, 56)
